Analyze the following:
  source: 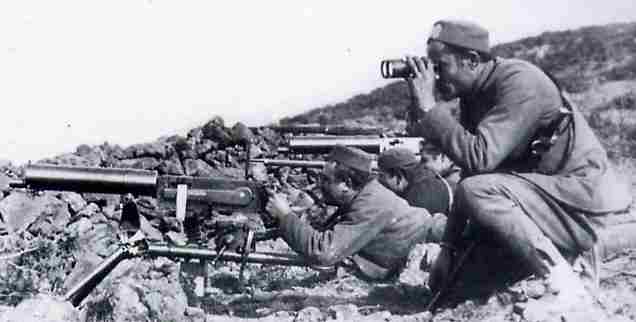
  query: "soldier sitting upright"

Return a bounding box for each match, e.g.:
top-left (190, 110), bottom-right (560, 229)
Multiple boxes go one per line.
top-left (402, 19), bottom-right (632, 306)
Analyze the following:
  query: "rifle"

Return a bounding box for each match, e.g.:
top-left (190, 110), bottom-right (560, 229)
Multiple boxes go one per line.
top-left (278, 135), bottom-right (424, 155)
top-left (251, 124), bottom-right (383, 136)
top-left (426, 241), bottom-right (477, 313)
top-left (9, 163), bottom-right (330, 306)
top-left (251, 158), bottom-right (326, 169)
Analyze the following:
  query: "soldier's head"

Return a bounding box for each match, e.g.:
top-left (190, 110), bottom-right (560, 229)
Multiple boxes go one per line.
top-left (320, 145), bottom-right (373, 206)
top-left (377, 148), bottom-right (419, 194)
top-left (426, 19), bottom-right (493, 100)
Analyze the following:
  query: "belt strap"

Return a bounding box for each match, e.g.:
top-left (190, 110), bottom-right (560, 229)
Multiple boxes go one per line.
top-left (529, 68), bottom-right (576, 173)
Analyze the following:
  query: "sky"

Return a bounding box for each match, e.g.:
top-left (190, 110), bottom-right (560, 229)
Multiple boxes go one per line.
top-left (1, 1), bottom-right (635, 165)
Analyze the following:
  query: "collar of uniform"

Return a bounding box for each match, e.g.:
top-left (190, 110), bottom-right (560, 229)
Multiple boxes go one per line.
top-left (464, 58), bottom-right (498, 99)
top-left (349, 179), bottom-right (387, 208)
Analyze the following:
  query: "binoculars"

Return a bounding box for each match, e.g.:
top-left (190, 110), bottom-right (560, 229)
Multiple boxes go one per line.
top-left (380, 57), bottom-right (434, 79)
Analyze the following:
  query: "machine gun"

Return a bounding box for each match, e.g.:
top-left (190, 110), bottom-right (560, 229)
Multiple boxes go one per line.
top-left (61, 230), bottom-right (325, 307)
top-left (9, 163), bottom-right (271, 229)
top-left (251, 124), bottom-right (383, 136)
top-left (9, 163), bottom-right (329, 307)
top-left (251, 158), bottom-right (326, 169)
top-left (277, 135), bottom-right (425, 155)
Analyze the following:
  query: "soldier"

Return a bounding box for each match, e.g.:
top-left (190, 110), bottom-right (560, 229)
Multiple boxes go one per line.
top-left (377, 147), bottom-right (456, 215)
top-left (265, 145), bottom-right (446, 280)
top-left (403, 19), bottom-right (632, 302)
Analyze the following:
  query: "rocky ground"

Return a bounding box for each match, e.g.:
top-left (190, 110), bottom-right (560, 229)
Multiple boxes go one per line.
top-left (0, 116), bottom-right (633, 322)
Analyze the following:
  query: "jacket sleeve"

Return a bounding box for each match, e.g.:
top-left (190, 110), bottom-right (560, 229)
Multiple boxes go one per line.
top-left (278, 205), bottom-right (392, 266)
top-left (417, 67), bottom-right (557, 175)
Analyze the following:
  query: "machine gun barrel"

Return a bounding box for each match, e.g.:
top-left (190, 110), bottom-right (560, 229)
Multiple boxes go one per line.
top-left (10, 164), bottom-right (267, 213)
top-left (251, 158), bottom-right (325, 169)
top-left (252, 124), bottom-right (383, 136)
top-left (10, 164), bottom-right (157, 196)
top-left (279, 136), bottom-right (424, 155)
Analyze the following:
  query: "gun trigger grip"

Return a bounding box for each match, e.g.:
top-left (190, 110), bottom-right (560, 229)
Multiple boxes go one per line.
top-left (176, 184), bottom-right (188, 223)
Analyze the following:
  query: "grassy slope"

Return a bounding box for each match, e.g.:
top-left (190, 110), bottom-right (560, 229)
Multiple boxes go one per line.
top-left (281, 22), bottom-right (636, 139)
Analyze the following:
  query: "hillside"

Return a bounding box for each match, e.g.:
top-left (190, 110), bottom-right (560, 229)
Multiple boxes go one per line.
top-left (281, 22), bottom-right (636, 155)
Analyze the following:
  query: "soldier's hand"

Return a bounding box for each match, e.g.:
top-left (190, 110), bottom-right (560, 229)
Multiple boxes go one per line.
top-left (265, 192), bottom-right (292, 220)
top-left (404, 56), bottom-right (436, 114)
top-left (428, 247), bottom-right (454, 293)
top-left (425, 154), bottom-right (453, 175)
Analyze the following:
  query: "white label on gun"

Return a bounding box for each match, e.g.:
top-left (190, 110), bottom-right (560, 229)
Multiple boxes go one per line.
top-left (176, 184), bottom-right (188, 222)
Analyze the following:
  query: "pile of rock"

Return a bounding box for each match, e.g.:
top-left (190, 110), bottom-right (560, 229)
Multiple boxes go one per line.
top-left (0, 116), bottom-right (322, 321)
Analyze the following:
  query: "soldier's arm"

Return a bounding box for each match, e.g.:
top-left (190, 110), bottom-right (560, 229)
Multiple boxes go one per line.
top-left (413, 67), bottom-right (557, 176)
top-left (278, 207), bottom-right (391, 267)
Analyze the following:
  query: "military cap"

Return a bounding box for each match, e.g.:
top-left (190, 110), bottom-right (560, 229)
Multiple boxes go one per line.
top-left (428, 19), bottom-right (490, 54)
top-left (327, 145), bottom-right (373, 173)
top-left (377, 148), bottom-right (419, 172)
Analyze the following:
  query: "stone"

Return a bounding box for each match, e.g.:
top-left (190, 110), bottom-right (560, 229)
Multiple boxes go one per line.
top-left (202, 117), bottom-right (233, 147)
top-left (66, 216), bottom-right (94, 238)
top-left (0, 173), bottom-right (13, 195)
top-left (195, 139), bottom-right (219, 157)
top-left (231, 122), bottom-right (255, 144)
top-left (399, 243), bottom-right (439, 288)
top-left (248, 143), bottom-right (265, 159)
top-left (364, 310), bottom-right (392, 321)
top-left (116, 157), bottom-right (160, 170)
top-left (183, 159), bottom-right (229, 177)
top-left (57, 192), bottom-right (87, 215)
top-left (327, 304), bottom-right (359, 321)
top-left (140, 214), bottom-right (164, 242)
top-left (76, 203), bottom-right (100, 219)
top-left (0, 192), bottom-right (70, 235)
top-left (123, 142), bottom-right (167, 159)
top-left (81, 257), bottom-right (188, 322)
top-left (0, 294), bottom-right (80, 322)
top-left (184, 306), bottom-right (206, 322)
top-left (158, 155), bottom-right (185, 175)
top-left (250, 162), bottom-right (269, 182)
top-left (83, 193), bottom-right (120, 209)
top-left (75, 144), bottom-right (93, 156)
top-left (136, 196), bottom-right (159, 219)
top-left (166, 231), bottom-right (188, 246)
top-left (187, 127), bottom-right (204, 143)
top-left (294, 306), bottom-right (324, 322)
top-left (38, 153), bottom-right (101, 167)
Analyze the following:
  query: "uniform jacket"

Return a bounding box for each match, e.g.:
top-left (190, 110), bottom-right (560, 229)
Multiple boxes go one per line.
top-left (402, 163), bottom-right (454, 215)
top-left (417, 58), bottom-right (632, 214)
top-left (278, 179), bottom-right (440, 273)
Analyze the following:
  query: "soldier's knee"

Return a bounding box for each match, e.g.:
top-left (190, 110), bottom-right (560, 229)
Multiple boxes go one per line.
top-left (456, 175), bottom-right (504, 218)
top-left (457, 175), bottom-right (497, 202)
